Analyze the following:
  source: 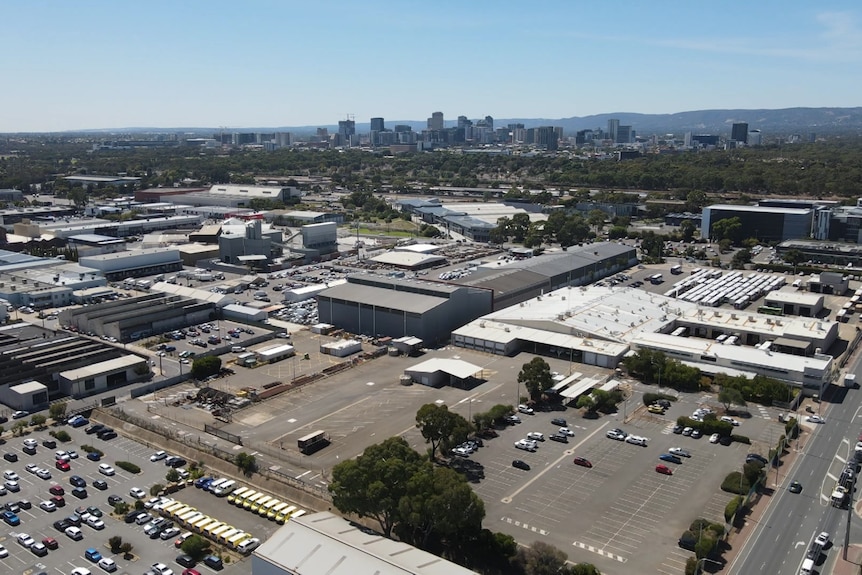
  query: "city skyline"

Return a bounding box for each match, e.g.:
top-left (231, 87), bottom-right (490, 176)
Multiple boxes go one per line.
top-left (2, 1), bottom-right (861, 132)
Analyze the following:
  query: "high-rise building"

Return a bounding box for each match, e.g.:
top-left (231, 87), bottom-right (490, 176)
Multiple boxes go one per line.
top-left (748, 129), bottom-right (762, 146)
top-left (731, 122), bottom-right (749, 144)
top-left (457, 115), bottom-right (471, 129)
top-left (607, 119), bottom-right (620, 143)
top-left (533, 126), bottom-right (559, 151)
top-left (370, 117), bottom-right (385, 132)
top-left (616, 125), bottom-right (632, 144)
top-left (427, 111), bottom-right (444, 131)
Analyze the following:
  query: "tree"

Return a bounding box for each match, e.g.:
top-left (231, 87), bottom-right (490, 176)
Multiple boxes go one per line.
top-left (576, 394), bottom-right (596, 413)
top-left (517, 540), bottom-right (569, 575)
top-left (235, 452), bottom-right (257, 476)
top-left (711, 216), bottom-right (743, 245)
top-left (120, 542), bottom-right (133, 559)
top-left (29, 414), bottom-right (46, 429)
top-left (731, 248), bottom-right (752, 269)
top-left (49, 402), bottom-right (68, 422)
top-left (680, 219), bottom-right (696, 242)
top-left (415, 403), bottom-right (463, 460)
top-left (718, 387), bottom-right (747, 411)
top-left (587, 209), bottom-right (606, 233)
top-left (108, 536), bottom-right (123, 553)
top-left (783, 249), bottom-right (805, 267)
top-left (190, 356), bottom-right (221, 379)
top-left (150, 483), bottom-right (164, 496)
top-left (518, 357), bottom-right (553, 400)
top-left (181, 534), bottom-right (211, 561)
top-left (165, 469), bottom-right (180, 483)
top-left (329, 437), bottom-right (424, 538)
top-left (640, 231), bottom-right (665, 263)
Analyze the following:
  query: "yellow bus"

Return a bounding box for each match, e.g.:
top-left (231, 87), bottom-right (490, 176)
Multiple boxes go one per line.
top-left (259, 498), bottom-right (281, 517)
top-left (217, 528), bottom-right (240, 545)
top-left (228, 531), bottom-right (252, 550)
top-left (227, 487), bottom-right (250, 505)
top-left (179, 510), bottom-right (202, 524)
top-left (243, 492), bottom-right (265, 510)
top-left (204, 521), bottom-right (225, 538)
top-left (275, 505), bottom-right (296, 524)
top-left (235, 490), bottom-right (258, 508)
top-left (268, 502), bottom-right (289, 521)
top-left (190, 516), bottom-right (214, 532)
top-left (250, 495), bottom-right (273, 514)
top-left (166, 503), bottom-right (188, 518)
top-left (209, 524), bottom-right (233, 541)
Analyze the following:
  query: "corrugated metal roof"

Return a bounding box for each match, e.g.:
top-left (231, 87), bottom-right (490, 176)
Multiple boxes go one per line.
top-left (59, 355), bottom-right (145, 380)
top-left (318, 283), bottom-right (449, 314)
top-left (406, 358), bottom-right (483, 379)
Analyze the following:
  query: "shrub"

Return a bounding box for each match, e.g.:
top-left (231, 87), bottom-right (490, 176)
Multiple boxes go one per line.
top-left (731, 434), bottom-right (751, 444)
top-left (115, 461), bottom-right (141, 474)
top-left (785, 417), bottom-right (799, 439)
top-left (49, 430), bottom-right (72, 442)
top-left (108, 535), bottom-right (123, 553)
top-left (721, 471), bottom-right (750, 494)
top-left (685, 557), bottom-right (698, 575)
top-left (150, 483), bottom-right (164, 496)
top-left (80, 444), bottom-right (103, 455)
top-left (724, 495), bottom-right (743, 523)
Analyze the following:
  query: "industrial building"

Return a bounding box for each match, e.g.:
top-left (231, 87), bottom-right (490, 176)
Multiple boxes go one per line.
top-left (79, 248), bottom-right (183, 281)
top-left (153, 184), bottom-right (301, 208)
top-left (300, 222), bottom-right (337, 254)
top-left (404, 358), bottom-right (484, 387)
top-left (252, 511), bottom-right (477, 575)
top-left (316, 274), bottom-right (493, 344)
top-left (58, 292), bottom-right (218, 342)
top-left (0, 323), bottom-right (148, 407)
top-left (777, 240), bottom-right (862, 267)
top-left (453, 242), bottom-right (638, 310)
top-left (452, 285), bottom-right (837, 387)
top-left (0, 262), bottom-right (107, 309)
top-left (701, 204), bottom-right (813, 243)
top-left (763, 291), bottom-right (825, 317)
top-left (218, 219), bottom-right (283, 266)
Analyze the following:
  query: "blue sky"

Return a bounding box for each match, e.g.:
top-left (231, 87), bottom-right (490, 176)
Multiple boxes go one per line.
top-left (2, 1), bottom-right (861, 132)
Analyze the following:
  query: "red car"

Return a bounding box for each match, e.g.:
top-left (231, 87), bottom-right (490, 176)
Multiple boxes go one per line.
top-left (573, 457), bottom-right (593, 468)
top-left (42, 537), bottom-right (58, 550)
top-left (182, 570), bottom-right (201, 575)
top-left (49, 485), bottom-right (65, 496)
top-left (55, 460), bottom-right (70, 472)
top-left (51, 495), bottom-right (66, 507)
top-left (655, 464), bottom-right (673, 476)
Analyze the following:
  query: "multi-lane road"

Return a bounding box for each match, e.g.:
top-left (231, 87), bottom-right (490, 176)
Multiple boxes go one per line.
top-left (729, 358), bottom-right (862, 575)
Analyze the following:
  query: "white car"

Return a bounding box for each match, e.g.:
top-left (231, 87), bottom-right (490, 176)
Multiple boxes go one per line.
top-left (98, 557), bottom-right (117, 572)
top-left (815, 531), bottom-right (830, 547)
top-left (37, 468), bottom-right (51, 480)
top-left (150, 451), bottom-right (167, 462)
top-left (86, 516), bottom-right (106, 530)
top-left (17, 533), bottom-right (35, 547)
top-left (0, 544), bottom-right (7, 558)
top-left (151, 563), bottom-right (174, 575)
top-left (559, 427), bottom-right (575, 436)
top-left (709, 433), bottom-right (720, 444)
top-left (720, 416), bottom-right (740, 426)
top-left (144, 497), bottom-right (163, 509)
top-left (25, 463), bottom-right (38, 474)
top-left (71, 568), bottom-right (92, 575)
top-left (668, 447), bottom-right (691, 458)
top-left (625, 435), bottom-right (647, 446)
top-left (526, 432), bottom-right (545, 441)
top-left (806, 415), bottom-right (826, 424)
top-left (514, 439), bottom-right (537, 452)
top-left (67, 449), bottom-right (79, 459)
top-left (5, 480), bottom-right (19, 492)
top-left (40, 500), bottom-right (57, 512)
top-left (3, 470), bottom-right (18, 481)
top-left (237, 536), bottom-right (261, 553)
top-left (98, 464), bottom-right (115, 476)
top-left (65, 526), bottom-right (84, 540)
top-left (130, 487), bottom-right (146, 499)
top-left (55, 450), bottom-right (69, 460)
top-left (517, 404), bottom-right (535, 415)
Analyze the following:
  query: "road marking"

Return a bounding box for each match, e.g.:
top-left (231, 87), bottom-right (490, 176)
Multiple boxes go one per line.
top-left (501, 421), bottom-right (609, 504)
top-left (500, 516), bottom-right (549, 535)
top-left (572, 541), bottom-right (627, 563)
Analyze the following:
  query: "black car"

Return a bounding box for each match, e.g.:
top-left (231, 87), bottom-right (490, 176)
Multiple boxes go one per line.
top-left (656, 399), bottom-right (672, 408)
top-left (551, 418), bottom-right (567, 426)
top-left (4, 502), bottom-right (19, 513)
top-left (95, 427), bottom-right (114, 437)
top-left (512, 459), bottom-right (530, 471)
top-left (789, 481), bottom-right (803, 494)
top-left (23, 445), bottom-right (37, 455)
top-left (53, 519), bottom-right (71, 532)
top-left (107, 495), bottom-right (123, 506)
top-left (84, 424), bottom-right (104, 435)
top-left (3, 453), bottom-right (17, 463)
top-left (69, 476), bottom-right (86, 488)
top-left (71, 487), bottom-right (88, 499)
top-left (92, 479), bottom-right (108, 491)
top-left (42, 439), bottom-right (57, 448)
top-left (203, 555), bottom-right (224, 570)
top-left (17, 499), bottom-right (31, 510)
top-left (168, 458), bottom-right (187, 468)
top-left (65, 513), bottom-right (82, 526)
top-left (125, 510), bottom-right (145, 524)
top-left (746, 453), bottom-right (769, 465)
top-left (98, 431), bottom-right (117, 441)
top-left (549, 434), bottom-right (569, 443)
top-left (176, 554), bottom-right (196, 567)
top-left (718, 435), bottom-right (733, 446)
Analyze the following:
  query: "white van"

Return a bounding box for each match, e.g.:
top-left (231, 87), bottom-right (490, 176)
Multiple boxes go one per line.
top-left (214, 480), bottom-right (235, 497)
top-left (207, 478), bottom-right (229, 493)
top-left (799, 558), bottom-right (814, 575)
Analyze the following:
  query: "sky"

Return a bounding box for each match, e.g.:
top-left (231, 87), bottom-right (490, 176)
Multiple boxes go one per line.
top-left (2, 0), bottom-right (861, 132)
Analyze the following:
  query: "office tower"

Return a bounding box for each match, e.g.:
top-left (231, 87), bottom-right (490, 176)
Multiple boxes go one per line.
top-left (507, 123), bottom-right (525, 131)
top-left (484, 115), bottom-right (494, 130)
top-left (748, 129), bottom-right (762, 146)
top-left (457, 115), bottom-right (470, 129)
top-left (617, 125), bottom-right (632, 144)
top-left (338, 119), bottom-right (356, 138)
top-left (684, 132), bottom-right (692, 147)
top-left (607, 119), bottom-right (620, 143)
top-left (427, 111), bottom-right (444, 131)
top-left (731, 122), bottom-right (748, 144)
top-left (370, 117), bottom-right (385, 132)
top-left (534, 126), bottom-right (558, 150)
top-left (316, 128), bottom-right (329, 139)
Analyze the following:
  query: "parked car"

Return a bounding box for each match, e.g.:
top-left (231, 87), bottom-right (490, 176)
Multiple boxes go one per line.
top-left (517, 404), bottom-right (534, 415)
top-left (709, 433), bottom-right (721, 444)
top-left (655, 464), bottom-right (674, 476)
top-left (551, 418), bottom-right (567, 426)
top-left (573, 457), bottom-right (593, 468)
top-left (659, 453), bottom-right (683, 464)
top-left (512, 459), bottom-right (530, 471)
top-left (549, 433), bottom-right (568, 443)
top-left (668, 447), bottom-right (691, 458)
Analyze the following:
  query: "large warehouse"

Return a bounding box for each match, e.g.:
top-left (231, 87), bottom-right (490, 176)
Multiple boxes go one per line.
top-left (701, 204), bottom-right (813, 243)
top-left (316, 274), bottom-right (493, 344)
top-left (79, 248), bottom-right (183, 281)
top-left (452, 242), bottom-right (638, 310)
top-left (452, 285), bottom-right (836, 387)
top-left (252, 511), bottom-right (476, 575)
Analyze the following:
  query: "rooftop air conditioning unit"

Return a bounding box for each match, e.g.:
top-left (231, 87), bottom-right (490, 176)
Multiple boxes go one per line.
top-left (731, 314), bottom-right (737, 320)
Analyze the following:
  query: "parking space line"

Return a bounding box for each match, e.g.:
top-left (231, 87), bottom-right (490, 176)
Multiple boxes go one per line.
top-left (572, 541), bottom-right (627, 563)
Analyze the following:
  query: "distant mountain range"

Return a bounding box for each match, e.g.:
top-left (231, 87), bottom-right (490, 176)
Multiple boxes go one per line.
top-left (59, 107), bottom-right (862, 136)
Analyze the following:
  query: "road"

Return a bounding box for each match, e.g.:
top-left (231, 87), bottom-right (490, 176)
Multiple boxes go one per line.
top-left (728, 361), bottom-right (862, 575)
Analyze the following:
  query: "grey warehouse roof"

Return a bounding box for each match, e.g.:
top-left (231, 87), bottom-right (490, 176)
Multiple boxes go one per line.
top-left (318, 282), bottom-right (449, 314)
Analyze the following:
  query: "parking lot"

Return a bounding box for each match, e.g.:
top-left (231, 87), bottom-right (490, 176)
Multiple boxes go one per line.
top-left (0, 421), bottom-right (262, 575)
